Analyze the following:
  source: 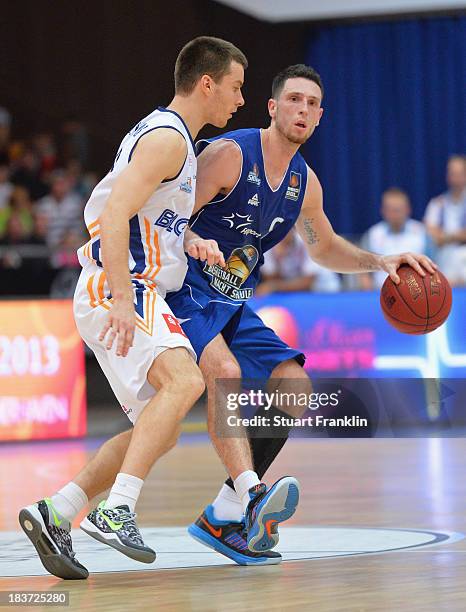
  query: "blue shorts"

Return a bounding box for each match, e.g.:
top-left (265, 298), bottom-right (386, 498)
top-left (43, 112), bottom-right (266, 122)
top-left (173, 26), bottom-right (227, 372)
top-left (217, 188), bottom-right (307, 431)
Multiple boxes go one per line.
top-left (166, 284), bottom-right (305, 379)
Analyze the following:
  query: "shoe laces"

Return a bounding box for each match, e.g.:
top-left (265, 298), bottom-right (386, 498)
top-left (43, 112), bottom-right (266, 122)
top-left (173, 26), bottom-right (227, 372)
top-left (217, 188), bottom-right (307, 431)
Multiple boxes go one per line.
top-left (49, 524), bottom-right (76, 560)
top-left (103, 508), bottom-right (137, 523)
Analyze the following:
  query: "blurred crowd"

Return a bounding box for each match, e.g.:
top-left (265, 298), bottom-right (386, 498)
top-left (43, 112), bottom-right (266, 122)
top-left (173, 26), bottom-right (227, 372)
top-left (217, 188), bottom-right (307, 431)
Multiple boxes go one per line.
top-left (258, 155), bottom-right (466, 294)
top-left (0, 103), bottom-right (465, 297)
top-left (0, 106), bottom-right (97, 296)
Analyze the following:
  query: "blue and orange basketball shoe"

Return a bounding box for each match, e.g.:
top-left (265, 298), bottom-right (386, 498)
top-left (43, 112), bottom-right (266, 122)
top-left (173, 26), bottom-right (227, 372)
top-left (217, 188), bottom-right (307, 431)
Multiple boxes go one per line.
top-left (188, 505), bottom-right (282, 565)
top-left (245, 477), bottom-right (300, 552)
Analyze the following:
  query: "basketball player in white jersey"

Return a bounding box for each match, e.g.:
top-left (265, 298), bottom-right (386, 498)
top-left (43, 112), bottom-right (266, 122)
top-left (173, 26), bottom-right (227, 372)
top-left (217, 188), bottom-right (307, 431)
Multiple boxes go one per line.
top-left (18, 37), bottom-right (247, 579)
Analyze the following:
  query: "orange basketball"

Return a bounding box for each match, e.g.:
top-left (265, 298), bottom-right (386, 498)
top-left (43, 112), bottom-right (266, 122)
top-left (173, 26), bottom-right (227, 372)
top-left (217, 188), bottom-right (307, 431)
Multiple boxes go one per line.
top-left (380, 264), bottom-right (452, 334)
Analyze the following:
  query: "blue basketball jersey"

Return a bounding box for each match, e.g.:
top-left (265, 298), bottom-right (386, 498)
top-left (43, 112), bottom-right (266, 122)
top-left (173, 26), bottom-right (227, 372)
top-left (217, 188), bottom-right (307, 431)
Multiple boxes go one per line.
top-left (187, 128), bottom-right (309, 303)
top-left (165, 128), bottom-right (308, 370)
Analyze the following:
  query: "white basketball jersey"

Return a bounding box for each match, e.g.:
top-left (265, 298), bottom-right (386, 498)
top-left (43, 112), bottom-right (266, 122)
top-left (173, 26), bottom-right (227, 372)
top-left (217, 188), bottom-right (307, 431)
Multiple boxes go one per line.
top-left (77, 107), bottom-right (197, 298)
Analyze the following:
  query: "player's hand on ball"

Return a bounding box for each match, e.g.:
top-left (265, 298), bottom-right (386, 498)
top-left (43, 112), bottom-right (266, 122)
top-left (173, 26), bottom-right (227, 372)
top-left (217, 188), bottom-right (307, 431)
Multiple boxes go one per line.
top-left (187, 238), bottom-right (225, 267)
top-left (98, 299), bottom-right (135, 357)
top-left (380, 252), bottom-right (437, 284)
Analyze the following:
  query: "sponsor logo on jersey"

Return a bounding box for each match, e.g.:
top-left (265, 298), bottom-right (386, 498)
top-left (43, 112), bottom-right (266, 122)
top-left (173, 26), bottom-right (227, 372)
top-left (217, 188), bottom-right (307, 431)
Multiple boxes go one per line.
top-left (155, 209), bottom-right (189, 236)
top-left (247, 163), bottom-right (261, 186)
top-left (179, 176), bottom-right (193, 193)
top-left (248, 193), bottom-right (260, 206)
top-left (204, 245), bottom-right (259, 300)
top-left (285, 171), bottom-right (301, 201)
top-left (221, 213), bottom-right (262, 238)
top-left (121, 405), bottom-right (133, 416)
top-left (130, 121), bottom-right (149, 136)
top-left (162, 313), bottom-right (187, 337)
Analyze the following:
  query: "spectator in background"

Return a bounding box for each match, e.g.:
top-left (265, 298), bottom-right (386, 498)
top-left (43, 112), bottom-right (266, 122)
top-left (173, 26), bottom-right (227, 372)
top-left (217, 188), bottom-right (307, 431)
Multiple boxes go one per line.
top-left (9, 185), bottom-right (34, 237)
top-left (0, 185), bottom-right (35, 242)
top-left (33, 132), bottom-right (57, 178)
top-left (424, 155), bottom-right (466, 286)
top-left (359, 187), bottom-right (431, 290)
top-left (65, 158), bottom-right (97, 200)
top-left (37, 170), bottom-right (84, 267)
top-left (30, 209), bottom-right (48, 245)
top-left (255, 228), bottom-right (341, 296)
top-left (61, 117), bottom-right (90, 168)
top-left (0, 163), bottom-right (13, 238)
top-left (0, 208), bottom-right (33, 271)
top-left (0, 107), bottom-right (11, 162)
top-left (11, 147), bottom-right (49, 200)
top-left (0, 162), bottom-right (13, 206)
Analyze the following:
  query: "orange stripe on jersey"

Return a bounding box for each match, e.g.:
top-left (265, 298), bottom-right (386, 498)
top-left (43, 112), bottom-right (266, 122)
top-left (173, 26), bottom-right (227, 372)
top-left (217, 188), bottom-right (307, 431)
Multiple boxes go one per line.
top-left (96, 287), bottom-right (156, 336)
top-left (144, 217), bottom-right (155, 278)
top-left (97, 271), bottom-right (106, 301)
top-left (87, 273), bottom-right (96, 307)
top-left (131, 286), bottom-right (157, 336)
top-left (88, 219), bottom-right (100, 232)
top-left (150, 229), bottom-right (162, 280)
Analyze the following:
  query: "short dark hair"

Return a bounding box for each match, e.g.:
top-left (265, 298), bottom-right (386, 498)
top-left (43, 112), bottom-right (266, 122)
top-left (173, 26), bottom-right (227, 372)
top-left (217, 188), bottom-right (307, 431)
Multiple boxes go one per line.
top-left (448, 154), bottom-right (466, 166)
top-left (175, 36), bottom-right (248, 95)
top-left (272, 64), bottom-right (324, 100)
top-left (382, 187), bottom-right (410, 202)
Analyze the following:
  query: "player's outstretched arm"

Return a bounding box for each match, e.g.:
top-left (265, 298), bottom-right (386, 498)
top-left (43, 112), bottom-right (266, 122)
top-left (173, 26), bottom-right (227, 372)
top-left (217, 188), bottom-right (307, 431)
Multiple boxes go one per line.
top-left (99, 129), bottom-right (187, 357)
top-left (192, 139), bottom-right (242, 214)
top-left (296, 168), bottom-right (437, 284)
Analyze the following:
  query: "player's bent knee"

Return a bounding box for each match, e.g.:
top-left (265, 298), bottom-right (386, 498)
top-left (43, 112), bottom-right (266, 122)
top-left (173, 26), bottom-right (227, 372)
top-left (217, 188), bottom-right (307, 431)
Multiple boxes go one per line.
top-left (148, 347), bottom-right (204, 395)
top-left (185, 367), bottom-right (206, 402)
top-left (206, 359), bottom-right (241, 384)
top-left (269, 360), bottom-right (312, 418)
top-left (271, 359), bottom-right (309, 381)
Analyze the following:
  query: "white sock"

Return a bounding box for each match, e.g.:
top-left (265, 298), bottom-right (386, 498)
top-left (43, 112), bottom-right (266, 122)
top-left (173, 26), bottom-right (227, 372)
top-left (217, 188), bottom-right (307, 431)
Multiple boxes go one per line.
top-left (212, 484), bottom-right (243, 522)
top-left (234, 470), bottom-right (261, 514)
top-left (51, 482), bottom-right (88, 523)
top-left (106, 473), bottom-right (144, 512)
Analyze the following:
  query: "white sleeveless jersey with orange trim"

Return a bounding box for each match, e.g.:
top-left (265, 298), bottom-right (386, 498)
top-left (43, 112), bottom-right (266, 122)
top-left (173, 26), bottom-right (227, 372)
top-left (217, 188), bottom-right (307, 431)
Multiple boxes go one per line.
top-left (77, 107), bottom-right (197, 299)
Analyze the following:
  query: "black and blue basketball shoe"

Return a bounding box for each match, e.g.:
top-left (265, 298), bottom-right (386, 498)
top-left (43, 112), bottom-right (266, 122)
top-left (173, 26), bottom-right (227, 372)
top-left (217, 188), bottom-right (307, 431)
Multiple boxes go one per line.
top-left (188, 505), bottom-right (282, 566)
top-left (245, 477), bottom-right (300, 552)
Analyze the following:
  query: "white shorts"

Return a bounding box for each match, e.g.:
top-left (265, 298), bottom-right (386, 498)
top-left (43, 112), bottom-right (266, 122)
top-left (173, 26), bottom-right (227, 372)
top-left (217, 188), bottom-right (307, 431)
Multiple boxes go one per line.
top-left (73, 269), bottom-right (196, 424)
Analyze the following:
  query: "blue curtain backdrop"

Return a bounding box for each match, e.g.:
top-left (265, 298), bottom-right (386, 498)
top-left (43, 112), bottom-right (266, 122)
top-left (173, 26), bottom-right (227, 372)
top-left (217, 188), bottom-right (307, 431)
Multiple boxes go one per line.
top-left (304, 16), bottom-right (466, 235)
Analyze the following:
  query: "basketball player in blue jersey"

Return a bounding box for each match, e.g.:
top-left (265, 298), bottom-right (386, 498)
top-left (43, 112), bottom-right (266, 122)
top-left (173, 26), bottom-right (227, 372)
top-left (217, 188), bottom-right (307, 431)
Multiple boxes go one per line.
top-left (165, 64), bottom-right (437, 566)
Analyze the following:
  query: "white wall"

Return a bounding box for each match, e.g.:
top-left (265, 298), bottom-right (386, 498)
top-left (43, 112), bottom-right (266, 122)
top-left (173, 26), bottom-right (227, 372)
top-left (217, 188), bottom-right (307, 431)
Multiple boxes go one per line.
top-left (215, 0), bottom-right (466, 22)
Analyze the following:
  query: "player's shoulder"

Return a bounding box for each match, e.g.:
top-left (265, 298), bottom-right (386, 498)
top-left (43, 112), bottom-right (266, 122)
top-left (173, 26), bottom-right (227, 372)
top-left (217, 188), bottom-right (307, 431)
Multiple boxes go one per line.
top-left (304, 164), bottom-right (323, 197)
top-left (216, 127), bottom-right (260, 144)
top-left (197, 128), bottom-right (259, 155)
top-left (197, 137), bottom-right (243, 167)
top-left (136, 126), bottom-right (187, 156)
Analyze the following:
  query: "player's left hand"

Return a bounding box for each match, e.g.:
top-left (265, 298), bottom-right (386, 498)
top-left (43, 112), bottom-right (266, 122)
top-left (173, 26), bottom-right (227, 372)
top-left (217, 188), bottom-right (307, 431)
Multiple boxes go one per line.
top-left (380, 252), bottom-right (437, 284)
top-left (186, 238), bottom-right (226, 267)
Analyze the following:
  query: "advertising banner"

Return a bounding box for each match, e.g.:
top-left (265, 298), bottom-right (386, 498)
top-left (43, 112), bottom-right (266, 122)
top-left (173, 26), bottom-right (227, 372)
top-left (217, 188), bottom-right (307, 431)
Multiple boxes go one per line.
top-left (0, 300), bottom-right (86, 441)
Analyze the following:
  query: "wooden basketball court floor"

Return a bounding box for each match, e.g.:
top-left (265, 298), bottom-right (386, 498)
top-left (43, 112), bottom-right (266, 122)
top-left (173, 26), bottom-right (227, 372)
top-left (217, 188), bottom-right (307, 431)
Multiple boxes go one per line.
top-left (1, 433), bottom-right (465, 611)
